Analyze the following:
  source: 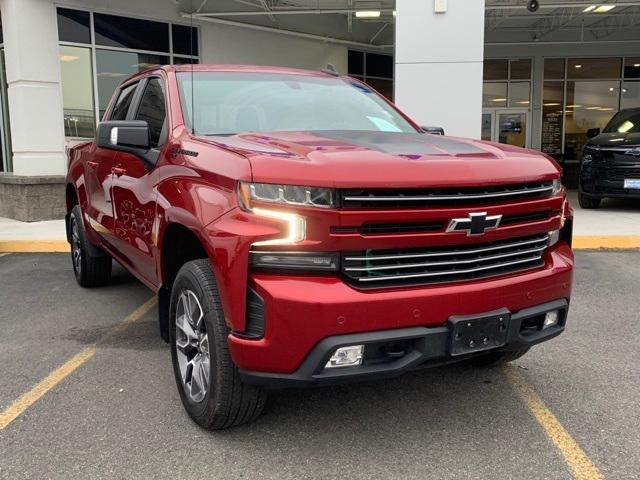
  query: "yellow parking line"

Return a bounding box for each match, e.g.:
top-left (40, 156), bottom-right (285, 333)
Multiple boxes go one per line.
top-left (0, 297), bottom-right (157, 431)
top-left (0, 240), bottom-right (68, 253)
top-left (504, 365), bottom-right (603, 480)
top-left (573, 236), bottom-right (640, 250)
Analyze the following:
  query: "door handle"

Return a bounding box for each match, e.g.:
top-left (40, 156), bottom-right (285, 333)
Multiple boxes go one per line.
top-left (111, 166), bottom-right (126, 177)
top-left (87, 161), bottom-right (99, 168)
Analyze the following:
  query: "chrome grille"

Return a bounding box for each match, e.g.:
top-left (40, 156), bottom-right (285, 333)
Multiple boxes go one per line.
top-left (340, 182), bottom-right (554, 208)
top-left (341, 234), bottom-right (549, 287)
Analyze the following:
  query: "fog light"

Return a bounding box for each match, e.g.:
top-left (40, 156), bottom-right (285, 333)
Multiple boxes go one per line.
top-left (325, 345), bottom-right (364, 369)
top-left (543, 310), bottom-right (559, 329)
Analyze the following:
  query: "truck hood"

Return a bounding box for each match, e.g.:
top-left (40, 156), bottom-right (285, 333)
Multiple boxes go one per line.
top-left (200, 130), bottom-right (560, 188)
top-left (588, 131), bottom-right (640, 148)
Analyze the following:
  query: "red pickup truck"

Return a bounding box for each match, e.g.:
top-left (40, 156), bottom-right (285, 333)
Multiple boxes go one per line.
top-left (65, 65), bottom-right (574, 430)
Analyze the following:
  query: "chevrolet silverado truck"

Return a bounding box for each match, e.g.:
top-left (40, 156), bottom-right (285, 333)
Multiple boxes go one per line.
top-left (65, 65), bottom-right (574, 430)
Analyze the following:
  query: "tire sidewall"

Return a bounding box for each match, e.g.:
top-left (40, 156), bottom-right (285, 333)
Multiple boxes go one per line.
top-left (70, 205), bottom-right (87, 284)
top-left (169, 263), bottom-right (221, 422)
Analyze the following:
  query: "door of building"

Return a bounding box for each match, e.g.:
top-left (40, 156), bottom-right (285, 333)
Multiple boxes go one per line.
top-left (481, 109), bottom-right (531, 149)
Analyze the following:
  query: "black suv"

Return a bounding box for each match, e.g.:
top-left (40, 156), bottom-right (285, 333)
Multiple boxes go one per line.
top-left (579, 108), bottom-right (640, 209)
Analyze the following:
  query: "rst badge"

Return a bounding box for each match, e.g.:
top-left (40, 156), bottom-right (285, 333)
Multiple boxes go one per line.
top-left (447, 212), bottom-right (502, 236)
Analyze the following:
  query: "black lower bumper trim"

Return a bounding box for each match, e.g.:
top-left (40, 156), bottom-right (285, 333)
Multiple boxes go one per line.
top-left (239, 299), bottom-right (569, 389)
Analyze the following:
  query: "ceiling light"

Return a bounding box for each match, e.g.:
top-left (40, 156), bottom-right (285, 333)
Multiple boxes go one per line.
top-left (599, 107), bottom-right (614, 111)
top-left (594, 5), bottom-right (615, 12)
top-left (544, 102), bottom-right (561, 106)
top-left (585, 106), bottom-right (601, 110)
top-left (393, 10), bottom-right (396, 16)
top-left (583, 5), bottom-right (597, 12)
top-left (618, 120), bottom-right (634, 133)
top-left (60, 55), bottom-right (79, 62)
top-left (516, 101), bottom-right (530, 104)
top-left (567, 105), bottom-right (583, 108)
top-left (491, 98), bottom-right (507, 102)
top-left (355, 10), bottom-right (381, 18)
top-left (574, 64), bottom-right (582, 69)
top-left (634, 63), bottom-right (640, 67)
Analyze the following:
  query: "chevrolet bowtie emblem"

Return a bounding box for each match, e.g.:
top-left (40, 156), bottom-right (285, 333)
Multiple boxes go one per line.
top-left (446, 212), bottom-right (502, 236)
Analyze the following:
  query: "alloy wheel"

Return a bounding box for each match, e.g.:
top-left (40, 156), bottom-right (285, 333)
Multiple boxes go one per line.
top-left (175, 289), bottom-right (210, 403)
top-left (70, 216), bottom-right (82, 275)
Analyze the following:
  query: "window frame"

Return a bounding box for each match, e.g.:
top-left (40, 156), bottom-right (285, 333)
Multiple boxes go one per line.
top-left (106, 80), bottom-right (141, 122)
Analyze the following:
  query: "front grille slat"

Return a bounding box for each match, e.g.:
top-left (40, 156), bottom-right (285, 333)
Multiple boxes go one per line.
top-left (341, 182), bottom-right (554, 208)
top-left (342, 234), bottom-right (549, 288)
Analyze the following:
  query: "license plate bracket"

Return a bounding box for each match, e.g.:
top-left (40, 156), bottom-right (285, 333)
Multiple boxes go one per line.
top-left (448, 310), bottom-right (510, 356)
top-left (624, 179), bottom-right (640, 190)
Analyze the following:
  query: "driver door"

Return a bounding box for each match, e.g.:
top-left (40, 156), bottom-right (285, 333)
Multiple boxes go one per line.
top-left (110, 76), bottom-right (167, 285)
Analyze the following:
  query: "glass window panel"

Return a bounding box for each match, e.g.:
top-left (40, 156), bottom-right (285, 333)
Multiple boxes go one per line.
top-left (60, 46), bottom-right (95, 138)
top-left (135, 78), bottom-right (166, 148)
top-left (624, 58), bottom-right (640, 79)
top-left (366, 53), bottom-right (393, 79)
top-left (94, 13), bottom-right (169, 52)
top-left (481, 113), bottom-right (492, 142)
top-left (510, 59), bottom-right (531, 80)
top-left (544, 58), bottom-right (565, 79)
top-left (509, 81), bottom-right (531, 107)
top-left (498, 112), bottom-right (527, 148)
top-left (348, 50), bottom-right (364, 76)
top-left (57, 8), bottom-right (90, 44)
top-left (172, 25), bottom-right (198, 56)
top-left (482, 82), bottom-right (507, 107)
top-left (622, 81), bottom-right (640, 109)
top-left (541, 81), bottom-right (565, 157)
top-left (567, 58), bottom-right (621, 79)
top-left (96, 49), bottom-right (168, 118)
top-left (110, 82), bottom-right (138, 121)
top-left (483, 59), bottom-right (508, 81)
top-left (365, 78), bottom-right (393, 101)
top-left (564, 81), bottom-right (619, 161)
top-left (172, 56), bottom-right (199, 65)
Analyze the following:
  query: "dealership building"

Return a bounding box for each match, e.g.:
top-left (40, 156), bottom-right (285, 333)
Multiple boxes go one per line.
top-left (0, 0), bottom-right (638, 220)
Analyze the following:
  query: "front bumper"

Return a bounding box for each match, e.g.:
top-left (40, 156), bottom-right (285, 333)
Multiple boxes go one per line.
top-left (239, 299), bottom-right (568, 388)
top-left (227, 242), bottom-right (573, 378)
top-left (580, 164), bottom-right (640, 198)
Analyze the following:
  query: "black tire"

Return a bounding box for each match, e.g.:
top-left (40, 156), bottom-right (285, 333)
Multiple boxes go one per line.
top-left (69, 205), bottom-right (112, 287)
top-left (468, 347), bottom-right (530, 367)
top-left (578, 191), bottom-right (601, 209)
top-left (169, 259), bottom-right (267, 430)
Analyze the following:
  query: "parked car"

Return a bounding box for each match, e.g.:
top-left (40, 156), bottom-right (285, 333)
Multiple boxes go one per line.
top-left (579, 108), bottom-right (640, 209)
top-left (65, 65), bottom-right (574, 429)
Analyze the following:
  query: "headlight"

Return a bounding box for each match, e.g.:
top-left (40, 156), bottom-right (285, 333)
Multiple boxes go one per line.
top-left (238, 181), bottom-right (335, 209)
top-left (548, 229), bottom-right (560, 247)
top-left (551, 179), bottom-right (562, 195)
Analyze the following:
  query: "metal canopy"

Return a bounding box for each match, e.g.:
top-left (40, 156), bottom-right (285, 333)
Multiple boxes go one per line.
top-left (176, 0), bottom-right (640, 47)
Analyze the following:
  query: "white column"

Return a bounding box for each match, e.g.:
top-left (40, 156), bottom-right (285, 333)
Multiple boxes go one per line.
top-left (395, 0), bottom-right (485, 139)
top-left (0, 0), bottom-right (66, 176)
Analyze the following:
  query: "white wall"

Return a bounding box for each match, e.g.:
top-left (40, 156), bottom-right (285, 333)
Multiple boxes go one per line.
top-left (394, 0), bottom-right (486, 139)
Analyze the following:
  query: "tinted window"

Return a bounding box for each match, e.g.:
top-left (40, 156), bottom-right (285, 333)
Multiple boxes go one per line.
top-left (57, 8), bottom-right (91, 44)
top-left (94, 13), bottom-right (169, 52)
top-left (135, 78), bottom-right (166, 148)
top-left (484, 59), bottom-right (508, 81)
top-left (110, 83), bottom-right (138, 121)
top-left (603, 110), bottom-right (640, 133)
top-left (172, 25), bottom-right (199, 56)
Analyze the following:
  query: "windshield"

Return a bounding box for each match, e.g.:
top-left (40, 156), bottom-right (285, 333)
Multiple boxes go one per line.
top-left (603, 109), bottom-right (640, 134)
top-left (176, 72), bottom-right (418, 136)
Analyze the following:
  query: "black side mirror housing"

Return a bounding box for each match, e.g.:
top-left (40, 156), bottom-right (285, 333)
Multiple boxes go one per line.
top-left (586, 127), bottom-right (600, 139)
top-left (421, 126), bottom-right (445, 135)
top-left (96, 120), bottom-right (158, 164)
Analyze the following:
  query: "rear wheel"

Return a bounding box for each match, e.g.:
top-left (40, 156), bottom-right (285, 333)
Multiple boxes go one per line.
top-left (69, 205), bottom-right (112, 287)
top-left (169, 259), bottom-right (267, 430)
top-left (578, 191), bottom-right (601, 209)
top-left (468, 347), bottom-right (530, 367)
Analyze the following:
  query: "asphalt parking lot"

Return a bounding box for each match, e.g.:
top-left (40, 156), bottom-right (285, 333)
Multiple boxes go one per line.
top-left (0, 252), bottom-right (639, 479)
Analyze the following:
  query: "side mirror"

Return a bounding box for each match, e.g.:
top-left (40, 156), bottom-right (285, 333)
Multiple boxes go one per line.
top-left (96, 120), bottom-right (157, 164)
top-left (421, 126), bottom-right (445, 135)
top-left (586, 128), bottom-right (600, 139)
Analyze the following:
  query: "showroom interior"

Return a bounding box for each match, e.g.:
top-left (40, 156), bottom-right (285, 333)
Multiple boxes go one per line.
top-left (0, 0), bottom-right (639, 220)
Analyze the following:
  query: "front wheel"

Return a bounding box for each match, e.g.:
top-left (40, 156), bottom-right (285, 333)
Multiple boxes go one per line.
top-left (169, 259), bottom-right (267, 430)
top-left (69, 205), bottom-right (112, 287)
top-left (578, 191), bottom-right (601, 209)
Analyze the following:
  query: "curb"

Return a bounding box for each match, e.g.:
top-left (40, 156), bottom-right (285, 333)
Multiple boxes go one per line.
top-left (1, 237), bottom-right (640, 253)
